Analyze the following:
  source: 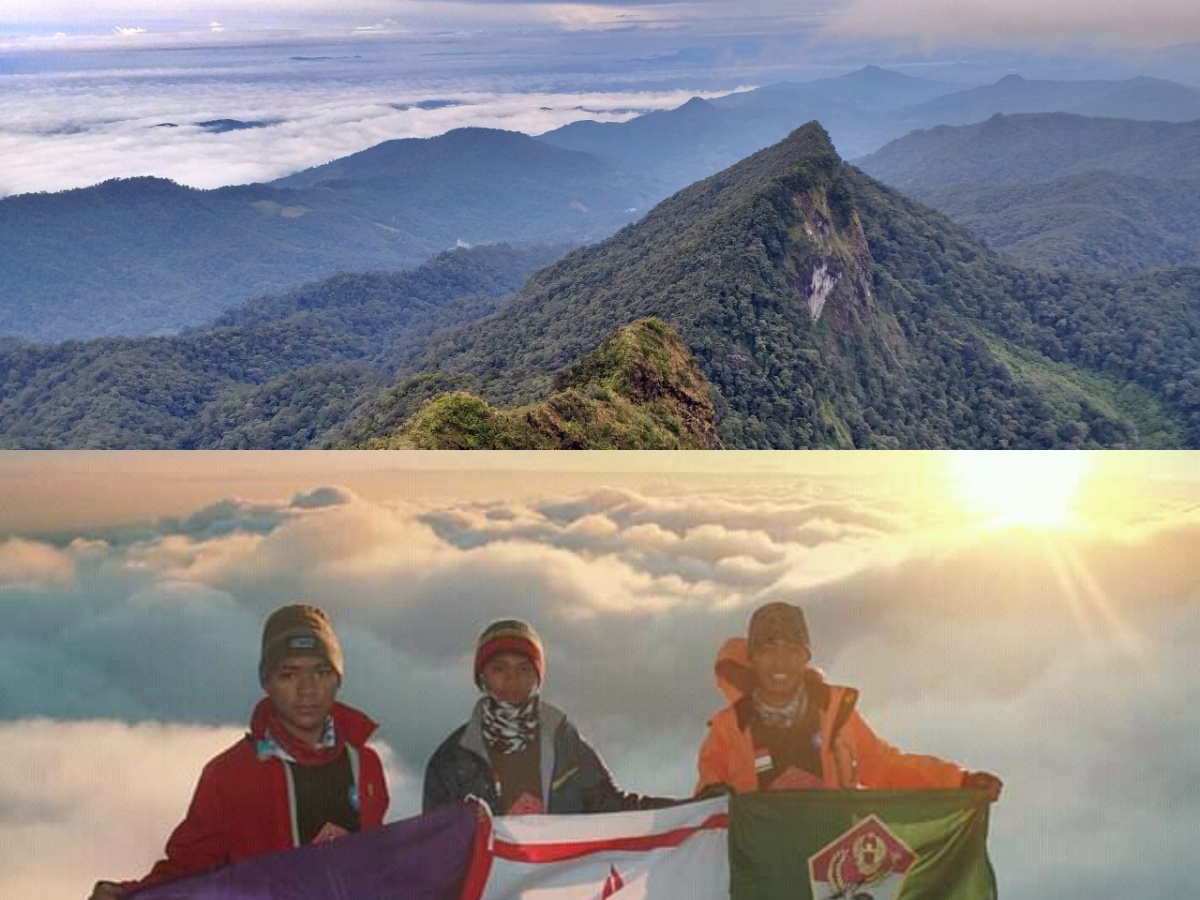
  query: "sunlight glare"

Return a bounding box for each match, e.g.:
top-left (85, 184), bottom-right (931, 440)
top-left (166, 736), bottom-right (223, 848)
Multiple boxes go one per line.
top-left (948, 451), bottom-right (1089, 529)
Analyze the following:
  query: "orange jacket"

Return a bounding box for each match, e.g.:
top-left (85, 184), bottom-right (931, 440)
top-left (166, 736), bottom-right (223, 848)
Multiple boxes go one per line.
top-left (695, 638), bottom-right (964, 795)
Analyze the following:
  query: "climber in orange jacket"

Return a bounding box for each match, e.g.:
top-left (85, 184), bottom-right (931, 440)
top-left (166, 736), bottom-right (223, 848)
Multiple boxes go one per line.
top-left (696, 601), bottom-right (1002, 799)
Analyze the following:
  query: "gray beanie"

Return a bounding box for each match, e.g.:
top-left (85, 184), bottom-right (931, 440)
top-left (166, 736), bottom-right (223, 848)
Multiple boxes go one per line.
top-left (259, 604), bottom-right (344, 683)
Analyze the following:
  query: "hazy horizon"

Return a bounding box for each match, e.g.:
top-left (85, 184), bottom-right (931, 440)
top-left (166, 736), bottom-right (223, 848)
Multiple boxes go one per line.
top-left (3, 1), bottom-right (1200, 198)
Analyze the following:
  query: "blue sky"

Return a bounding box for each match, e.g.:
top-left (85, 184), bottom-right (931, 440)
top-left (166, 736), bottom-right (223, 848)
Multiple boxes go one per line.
top-left (1, 451), bottom-right (1198, 899)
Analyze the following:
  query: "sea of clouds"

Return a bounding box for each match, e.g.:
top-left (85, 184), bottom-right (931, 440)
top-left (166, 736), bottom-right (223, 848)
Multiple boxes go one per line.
top-left (0, 41), bottom-right (746, 198)
top-left (1, 474), bottom-right (1197, 899)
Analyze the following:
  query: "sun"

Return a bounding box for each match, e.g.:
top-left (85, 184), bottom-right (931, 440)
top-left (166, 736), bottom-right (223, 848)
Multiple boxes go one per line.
top-left (947, 451), bottom-right (1089, 529)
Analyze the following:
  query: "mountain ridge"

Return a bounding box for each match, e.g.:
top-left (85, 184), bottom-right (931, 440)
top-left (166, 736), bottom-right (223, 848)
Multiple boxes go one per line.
top-left (355, 318), bottom-right (722, 449)
top-left (0, 245), bottom-right (561, 449)
top-left (12, 70), bottom-right (1200, 342)
top-left (857, 112), bottom-right (1200, 188)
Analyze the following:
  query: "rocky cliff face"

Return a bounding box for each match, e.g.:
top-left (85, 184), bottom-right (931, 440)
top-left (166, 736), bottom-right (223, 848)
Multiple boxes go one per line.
top-left (785, 183), bottom-right (874, 326)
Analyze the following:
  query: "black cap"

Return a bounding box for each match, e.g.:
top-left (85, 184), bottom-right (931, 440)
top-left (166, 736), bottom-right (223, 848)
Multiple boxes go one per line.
top-left (748, 602), bottom-right (809, 654)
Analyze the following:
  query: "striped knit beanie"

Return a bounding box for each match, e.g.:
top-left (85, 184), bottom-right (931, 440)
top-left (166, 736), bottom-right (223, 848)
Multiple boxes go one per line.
top-left (259, 604), bottom-right (345, 683)
top-left (474, 619), bottom-right (545, 687)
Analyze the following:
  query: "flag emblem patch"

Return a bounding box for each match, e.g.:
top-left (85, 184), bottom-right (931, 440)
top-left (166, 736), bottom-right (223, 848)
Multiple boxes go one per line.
top-left (808, 814), bottom-right (917, 900)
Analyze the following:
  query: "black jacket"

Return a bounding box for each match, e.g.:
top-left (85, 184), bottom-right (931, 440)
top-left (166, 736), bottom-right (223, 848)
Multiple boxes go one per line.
top-left (423, 699), bottom-right (674, 814)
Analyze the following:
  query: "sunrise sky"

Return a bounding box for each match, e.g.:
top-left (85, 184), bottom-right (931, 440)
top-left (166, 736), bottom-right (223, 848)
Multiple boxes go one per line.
top-left (1, 450), bottom-right (1197, 900)
top-left (4, 0), bottom-right (1198, 47)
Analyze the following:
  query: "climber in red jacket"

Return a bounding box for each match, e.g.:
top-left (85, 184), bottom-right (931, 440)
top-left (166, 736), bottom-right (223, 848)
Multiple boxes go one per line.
top-left (89, 604), bottom-right (389, 899)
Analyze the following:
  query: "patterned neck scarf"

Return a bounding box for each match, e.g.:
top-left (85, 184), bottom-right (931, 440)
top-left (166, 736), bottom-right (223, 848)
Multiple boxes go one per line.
top-left (257, 709), bottom-right (340, 766)
top-left (481, 693), bottom-right (540, 755)
top-left (752, 687), bottom-right (807, 730)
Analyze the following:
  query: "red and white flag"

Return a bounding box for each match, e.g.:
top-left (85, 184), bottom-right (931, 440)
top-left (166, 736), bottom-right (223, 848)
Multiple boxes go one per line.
top-left (461, 797), bottom-right (730, 900)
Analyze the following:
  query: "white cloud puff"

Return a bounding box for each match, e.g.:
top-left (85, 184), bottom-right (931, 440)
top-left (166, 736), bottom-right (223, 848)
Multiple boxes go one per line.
top-left (0, 538), bottom-right (75, 586)
top-left (0, 719), bottom-right (406, 900)
top-left (0, 720), bottom-right (241, 900)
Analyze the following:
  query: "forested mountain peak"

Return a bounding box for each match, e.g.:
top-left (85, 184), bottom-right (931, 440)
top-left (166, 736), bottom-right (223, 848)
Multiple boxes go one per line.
top-left (377, 121), bottom-right (920, 446)
top-left (375, 119), bottom-right (1200, 448)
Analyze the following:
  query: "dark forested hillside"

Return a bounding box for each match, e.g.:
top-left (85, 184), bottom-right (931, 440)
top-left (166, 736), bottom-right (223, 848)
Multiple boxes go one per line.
top-left (855, 113), bottom-right (1200, 272)
top-left (917, 172), bottom-right (1200, 272)
top-left (0, 129), bottom-right (651, 342)
top-left (371, 122), bottom-right (1200, 449)
top-left (0, 244), bottom-right (561, 448)
top-left (857, 113), bottom-right (1200, 189)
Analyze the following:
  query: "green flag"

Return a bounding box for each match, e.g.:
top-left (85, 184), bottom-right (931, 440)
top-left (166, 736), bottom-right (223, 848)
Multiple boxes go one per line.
top-left (730, 790), bottom-right (997, 900)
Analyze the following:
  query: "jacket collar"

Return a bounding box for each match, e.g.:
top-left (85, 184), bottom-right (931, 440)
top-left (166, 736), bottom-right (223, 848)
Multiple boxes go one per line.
top-left (247, 697), bottom-right (379, 747)
top-left (732, 669), bottom-right (838, 731)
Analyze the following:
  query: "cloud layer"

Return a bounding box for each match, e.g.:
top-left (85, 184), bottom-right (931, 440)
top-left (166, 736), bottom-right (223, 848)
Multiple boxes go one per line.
top-left (2, 470), bottom-right (1199, 899)
top-left (0, 45), bottom-right (733, 197)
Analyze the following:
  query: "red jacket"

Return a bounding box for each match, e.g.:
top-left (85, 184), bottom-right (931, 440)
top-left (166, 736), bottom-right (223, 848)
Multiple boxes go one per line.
top-left (696, 638), bottom-right (963, 795)
top-left (126, 699), bottom-right (389, 891)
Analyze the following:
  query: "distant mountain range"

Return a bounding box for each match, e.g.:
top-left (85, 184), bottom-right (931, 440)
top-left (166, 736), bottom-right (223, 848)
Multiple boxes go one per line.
top-left (0, 129), bottom-right (651, 342)
top-left (537, 65), bottom-right (958, 190)
top-left (895, 74), bottom-right (1200, 132)
top-left (6, 122), bottom-right (1197, 449)
top-left (537, 69), bottom-right (1200, 194)
top-left (856, 113), bottom-right (1200, 271)
top-left (8, 68), bottom-right (1200, 342)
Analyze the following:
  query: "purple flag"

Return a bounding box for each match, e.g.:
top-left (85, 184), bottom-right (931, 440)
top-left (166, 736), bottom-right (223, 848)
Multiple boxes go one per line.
top-left (131, 804), bottom-right (479, 900)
